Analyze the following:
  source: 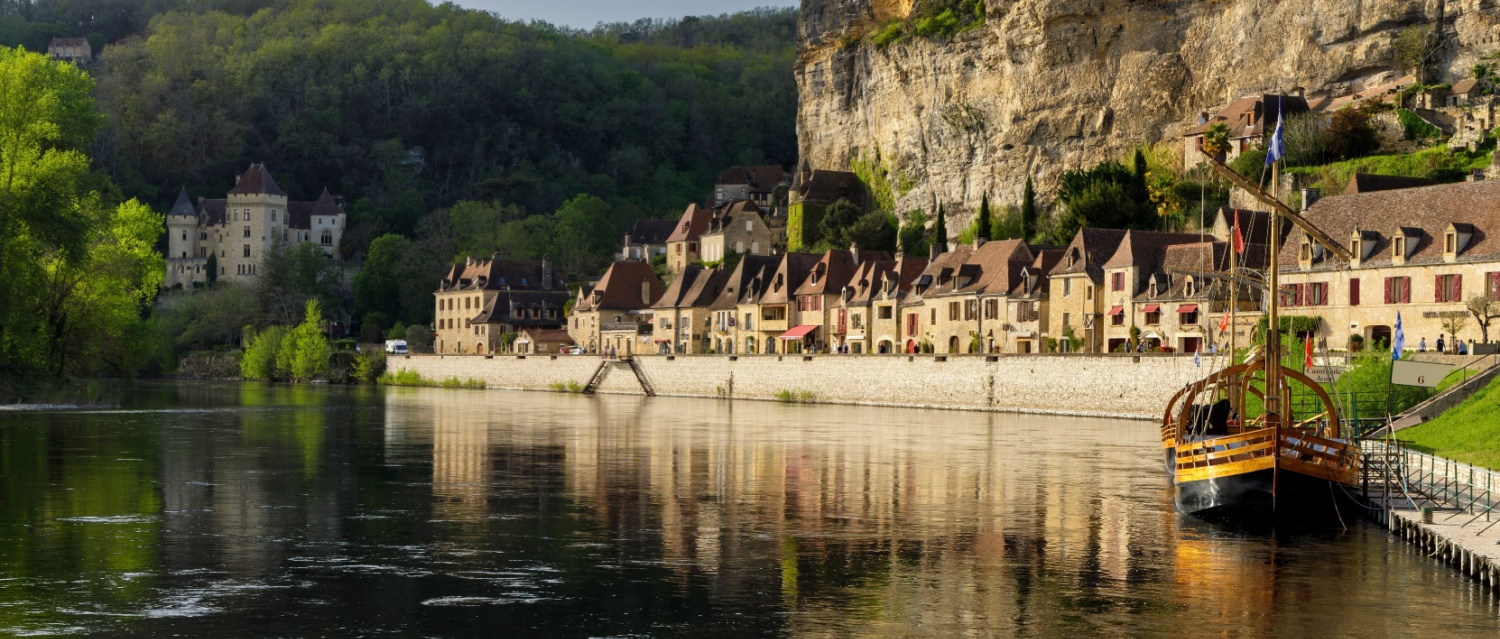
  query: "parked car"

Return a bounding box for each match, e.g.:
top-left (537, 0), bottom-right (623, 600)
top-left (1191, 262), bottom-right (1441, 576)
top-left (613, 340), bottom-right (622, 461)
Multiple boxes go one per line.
top-left (384, 340), bottom-right (408, 355)
top-left (565, 346), bottom-right (583, 355)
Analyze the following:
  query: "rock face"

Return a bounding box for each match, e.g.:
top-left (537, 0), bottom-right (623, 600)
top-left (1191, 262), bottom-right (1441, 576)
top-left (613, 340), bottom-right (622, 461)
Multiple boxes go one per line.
top-left (795, 0), bottom-right (1500, 223)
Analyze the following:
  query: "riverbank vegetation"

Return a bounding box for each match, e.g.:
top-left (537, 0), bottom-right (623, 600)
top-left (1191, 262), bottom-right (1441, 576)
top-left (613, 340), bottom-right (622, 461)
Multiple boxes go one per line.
top-left (378, 370), bottom-right (485, 389)
top-left (1400, 377), bottom-right (1500, 469)
top-left (0, 47), bottom-right (165, 402)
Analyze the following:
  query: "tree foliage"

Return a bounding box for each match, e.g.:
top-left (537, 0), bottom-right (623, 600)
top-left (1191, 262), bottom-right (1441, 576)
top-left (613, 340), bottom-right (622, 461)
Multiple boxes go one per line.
top-left (1321, 107), bottom-right (1380, 161)
top-left (277, 299), bottom-right (329, 381)
top-left (932, 205), bottom-right (948, 256)
top-left (0, 46), bottom-right (166, 391)
top-left (974, 194), bottom-right (991, 242)
top-left (1020, 175), bottom-right (1037, 241)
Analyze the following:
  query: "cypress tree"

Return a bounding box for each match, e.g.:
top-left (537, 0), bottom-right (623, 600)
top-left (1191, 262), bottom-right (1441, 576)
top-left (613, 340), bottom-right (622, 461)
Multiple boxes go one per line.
top-left (932, 204), bottom-right (948, 256)
top-left (1021, 176), bottom-right (1036, 241)
top-left (1132, 149), bottom-right (1151, 214)
top-left (976, 194), bottom-right (991, 241)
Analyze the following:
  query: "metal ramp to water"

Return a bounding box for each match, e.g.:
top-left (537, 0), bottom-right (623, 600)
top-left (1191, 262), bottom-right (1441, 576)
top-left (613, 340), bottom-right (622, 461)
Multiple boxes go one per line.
top-left (581, 357), bottom-right (655, 396)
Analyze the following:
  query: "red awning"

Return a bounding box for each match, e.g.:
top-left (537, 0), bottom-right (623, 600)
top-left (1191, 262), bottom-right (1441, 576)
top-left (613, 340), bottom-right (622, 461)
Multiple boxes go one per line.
top-left (778, 325), bottom-right (819, 340)
top-left (1141, 304), bottom-right (1160, 313)
top-left (1107, 305), bottom-right (1124, 316)
top-left (1177, 304), bottom-right (1199, 313)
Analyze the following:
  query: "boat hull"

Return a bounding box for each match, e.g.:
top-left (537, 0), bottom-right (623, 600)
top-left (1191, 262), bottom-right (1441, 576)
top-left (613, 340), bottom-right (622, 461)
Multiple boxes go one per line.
top-left (1175, 466), bottom-right (1358, 522)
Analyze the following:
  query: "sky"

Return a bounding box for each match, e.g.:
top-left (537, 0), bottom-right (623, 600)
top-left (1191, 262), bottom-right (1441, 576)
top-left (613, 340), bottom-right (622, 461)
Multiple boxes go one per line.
top-left (450, 0), bottom-right (798, 29)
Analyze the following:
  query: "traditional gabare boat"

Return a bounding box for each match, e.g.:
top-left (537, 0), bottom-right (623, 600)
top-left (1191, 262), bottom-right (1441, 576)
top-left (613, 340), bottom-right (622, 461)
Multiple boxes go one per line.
top-left (1160, 152), bottom-right (1361, 521)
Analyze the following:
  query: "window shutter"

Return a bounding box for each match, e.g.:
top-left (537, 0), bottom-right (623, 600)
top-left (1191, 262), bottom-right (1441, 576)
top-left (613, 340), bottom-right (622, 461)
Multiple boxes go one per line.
top-left (1436, 275), bottom-right (1444, 302)
top-left (1384, 278), bottom-right (1392, 304)
top-left (1455, 275), bottom-right (1463, 302)
top-left (1350, 279), bottom-right (1360, 306)
top-left (1403, 278), bottom-right (1411, 304)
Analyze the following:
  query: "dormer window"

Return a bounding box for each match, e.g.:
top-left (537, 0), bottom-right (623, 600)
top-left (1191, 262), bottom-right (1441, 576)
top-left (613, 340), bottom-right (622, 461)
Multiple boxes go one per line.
top-left (1445, 223), bottom-right (1474, 262)
top-left (1069, 248), bottom-right (1081, 268)
top-left (1393, 236), bottom-right (1407, 263)
top-left (1148, 275), bottom-right (1159, 297)
top-left (1185, 276), bottom-right (1196, 297)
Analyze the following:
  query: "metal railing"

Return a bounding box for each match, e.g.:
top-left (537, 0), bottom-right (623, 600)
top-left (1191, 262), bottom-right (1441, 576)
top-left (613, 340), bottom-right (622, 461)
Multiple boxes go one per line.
top-left (1361, 440), bottom-right (1500, 525)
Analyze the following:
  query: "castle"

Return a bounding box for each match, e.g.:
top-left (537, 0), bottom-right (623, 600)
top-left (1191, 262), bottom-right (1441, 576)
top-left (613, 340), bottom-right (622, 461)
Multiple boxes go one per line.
top-left (164, 163), bottom-right (346, 288)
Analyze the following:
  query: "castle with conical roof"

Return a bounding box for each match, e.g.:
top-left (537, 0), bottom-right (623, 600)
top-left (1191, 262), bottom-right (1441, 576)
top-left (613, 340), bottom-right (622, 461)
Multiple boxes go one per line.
top-left (164, 163), bottom-right (346, 288)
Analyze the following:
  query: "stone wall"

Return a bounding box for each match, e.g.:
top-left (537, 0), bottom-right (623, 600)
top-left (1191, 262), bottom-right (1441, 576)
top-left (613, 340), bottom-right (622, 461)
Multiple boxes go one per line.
top-left (388, 353), bottom-right (1222, 420)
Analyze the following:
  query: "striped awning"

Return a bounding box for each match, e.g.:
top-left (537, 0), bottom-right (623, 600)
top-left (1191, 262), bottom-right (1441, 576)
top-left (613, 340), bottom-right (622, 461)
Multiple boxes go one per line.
top-left (1141, 304), bottom-right (1160, 313)
top-left (1107, 305), bottom-right (1124, 316)
top-left (778, 325), bottom-right (819, 340)
top-left (1178, 304), bottom-right (1199, 313)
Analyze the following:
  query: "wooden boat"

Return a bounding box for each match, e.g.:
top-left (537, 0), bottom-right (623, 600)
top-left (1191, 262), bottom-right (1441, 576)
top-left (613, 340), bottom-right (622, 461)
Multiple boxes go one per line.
top-left (1159, 155), bottom-right (1361, 521)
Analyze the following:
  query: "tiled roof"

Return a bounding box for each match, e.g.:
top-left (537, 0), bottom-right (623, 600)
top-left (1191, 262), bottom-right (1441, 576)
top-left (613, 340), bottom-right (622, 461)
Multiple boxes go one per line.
top-left (471, 289), bottom-right (571, 327)
top-left (710, 254), bottom-right (779, 310)
top-left (1048, 229), bottom-right (1127, 281)
top-left (794, 249), bottom-right (893, 297)
top-left (199, 199), bottom-right (227, 226)
top-left (311, 188), bottom-right (343, 216)
top-left (716, 165), bottom-right (785, 189)
top-left (1010, 248), bottom-right (1065, 298)
top-left (705, 200), bottom-right (765, 234)
top-left (1184, 94), bottom-right (1309, 138)
top-left (1103, 230), bottom-right (1213, 269)
top-left (759, 253), bottom-right (822, 305)
top-left (439, 257), bottom-right (564, 293)
top-left (653, 265), bottom-right (727, 309)
top-left (168, 187), bottom-right (196, 217)
top-left (1452, 78), bottom-right (1481, 95)
top-left (227, 163), bottom-right (286, 197)
top-left (584, 261), bottom-right (665, 310)
top-left (520, 328), bottom-right (573, 343)
top-left (1279, 180), bottom-right (1500, 270)
top-left (624, 219), bottom-right (676, 245)
top-left (49, 37), bottom-right (88, 48)
top-left (792, 170), bottom-right (864, 205)
top-left (666, 203), bottom-right (712, 243)
top-left (906, 245), bottom-right (976, 304)
top-left (926, 240), bottom-right (1033, 298)
top-left (1345, 173), bottom-right (1440, 195)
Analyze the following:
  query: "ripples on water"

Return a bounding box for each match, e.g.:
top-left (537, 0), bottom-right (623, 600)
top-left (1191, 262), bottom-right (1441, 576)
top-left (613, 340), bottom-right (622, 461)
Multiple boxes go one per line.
top-left (0, 381), bottom-right (1496, 637)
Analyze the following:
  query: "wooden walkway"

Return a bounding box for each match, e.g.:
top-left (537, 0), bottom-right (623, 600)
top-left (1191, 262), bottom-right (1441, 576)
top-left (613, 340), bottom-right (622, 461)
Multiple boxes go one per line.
top-left (1360, 441), bottom-right (1500, 589)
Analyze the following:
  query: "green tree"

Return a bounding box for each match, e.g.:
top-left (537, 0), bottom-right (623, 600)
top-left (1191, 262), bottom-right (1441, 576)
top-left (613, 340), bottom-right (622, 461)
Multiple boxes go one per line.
top-left (277, 299), bottom-right (330, 382)
top-left (975, 194), bottom-right (991, 242)
top-left (816, 198), bottom-right (865, 249)
top-left (240, 325), bottom-right (287, 381)
top-left (1130, 149), bottom-right (1150, 209)
top-left (1055, 181), bottom-right (1147, 240)
top-left (843, 211), bottom-right (899, 253)
top-left (1320, 107), bottom-right (1380, 161)
top-left (1021, 176), bottom-right (1037, 241)
top-left (898, 210), bottom-right (928, 255)
top-left (1393, 24), bottom-right (1436, 81)
top-left (256, 240), bottom-right (345, 327)
top-left (991, 205), bottom-right (1024, 241)
top-left (932, 205), bottom-right (948, 256)
top-left (551, 194), bottom-right (614, 277)
top-left (1202, 122), bottom-right (1231, 160)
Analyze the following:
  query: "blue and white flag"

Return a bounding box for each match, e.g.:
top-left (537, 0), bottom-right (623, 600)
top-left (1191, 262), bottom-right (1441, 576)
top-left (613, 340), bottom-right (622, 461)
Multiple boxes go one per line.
top-left (1265, 96), bottom-right (1285, 166)
top-left (1393, 312), bottom-right (1405, 360)
top-left (1193, 344), bottom-right (1201, 368)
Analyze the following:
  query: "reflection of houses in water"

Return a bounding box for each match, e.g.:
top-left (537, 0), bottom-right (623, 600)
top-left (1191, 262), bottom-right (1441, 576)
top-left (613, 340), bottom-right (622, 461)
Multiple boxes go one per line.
top-left (431, 399), bottom-right (491, 521)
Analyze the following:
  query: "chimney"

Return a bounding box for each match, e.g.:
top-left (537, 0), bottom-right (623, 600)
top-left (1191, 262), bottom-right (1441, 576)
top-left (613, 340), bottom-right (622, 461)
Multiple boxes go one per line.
top-left (1301, 188), bottom-right (1321, 212)
top-left (541, 254), bottom-right (552, 288)
top-left (466, 256), bottom-right (474, 266)
top-left (850, 243), bottom-right (860, 266)
top-left (973, 236), bottom-right (985, 249)
top-left (929, 241), bottom-right (937, 260)
top-left (234, 174), bottom-right (241, 185)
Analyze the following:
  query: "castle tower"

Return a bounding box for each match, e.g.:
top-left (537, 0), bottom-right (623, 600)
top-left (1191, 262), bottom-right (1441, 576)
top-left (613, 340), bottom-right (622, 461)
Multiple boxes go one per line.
top-left (223, 163), bottom-right (289, 281)
top-left (164, 186), bottom-right (203, 288)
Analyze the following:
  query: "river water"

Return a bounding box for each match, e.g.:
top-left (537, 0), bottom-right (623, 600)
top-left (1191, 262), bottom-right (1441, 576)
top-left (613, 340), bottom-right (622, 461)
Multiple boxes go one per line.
top-left (0, 382), bottom-right (1496, 637)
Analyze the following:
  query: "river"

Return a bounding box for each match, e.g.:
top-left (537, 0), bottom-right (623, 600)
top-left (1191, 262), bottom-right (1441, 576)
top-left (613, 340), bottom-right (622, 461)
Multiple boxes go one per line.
top-left (0, 382), bottom-right (1496, 637)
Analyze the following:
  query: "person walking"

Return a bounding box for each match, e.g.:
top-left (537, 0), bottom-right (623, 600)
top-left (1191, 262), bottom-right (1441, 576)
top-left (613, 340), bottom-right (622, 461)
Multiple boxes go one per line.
top-left (1419, 337), bottom-right (1427, 352)
top-left (1437, 335), bottom-right (1446, 354)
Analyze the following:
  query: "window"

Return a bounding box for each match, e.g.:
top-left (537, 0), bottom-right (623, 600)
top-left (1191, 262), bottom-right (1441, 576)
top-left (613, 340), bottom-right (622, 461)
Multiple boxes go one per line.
top-left (1111, 272), bottom-right (1125, 292)
top-left (984, 299), bottom-right (999, 320)
top-left (242, 244), bottom-right (250, 258)
top-left (1086, 285), bottom-right (1093, 301)
top-left (1446, 232), bottom-right (1456, 254)
top-left (931, 308), bottom-right (936, 324)
top-left (1436, 274), bottom-right (1463, 303)
top-left (1350, 278), bottom-right (1361, 306)
top-left (879, 306), bottom-right (893, 320)
top-left (964, 300), bottom-right (977, 321)
top-left (1110, 311), bottom-right (1124, 326)
top-left (1384, 276), bottom-right (1412, 304)
top-left (1284, 283), bottom-right (1304, 307)
top-left (745, 220), bottom-right (753, 232)
top-left (744, 313), bottom-right (753, 329)
top-left (1062, 312), bottom-right (1071, 327)
top-left (949, 302), bottom-right (960, 321)
top-left (1393, 237), bottom-right (1407, 260)
top-left (907, 313), bottom-right (919, 334)
top-left (321, 230), bottom-right (333, 245)
top-left (1145, 310), bottom-right (1160, 325)
top-left (1180, 308), bottom-right (1199, 324)
top-left (1305, 282), bottom-right (1328, 306)
top-left (1064, 279), bottom-right (1071, 296)
top-left (244, 210), bottom-right (251, 221)
top-left (1489, 273), bottom-right (1500, 301)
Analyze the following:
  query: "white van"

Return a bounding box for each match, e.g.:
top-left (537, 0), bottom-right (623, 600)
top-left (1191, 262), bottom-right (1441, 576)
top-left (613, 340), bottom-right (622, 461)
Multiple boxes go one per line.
top-left (384, 340), bottom-right (408, 355)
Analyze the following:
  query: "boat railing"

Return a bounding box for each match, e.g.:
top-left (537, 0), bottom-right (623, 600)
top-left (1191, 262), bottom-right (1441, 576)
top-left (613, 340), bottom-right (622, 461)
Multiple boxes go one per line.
top-left (1360, 440), bottom-right (1500, 522)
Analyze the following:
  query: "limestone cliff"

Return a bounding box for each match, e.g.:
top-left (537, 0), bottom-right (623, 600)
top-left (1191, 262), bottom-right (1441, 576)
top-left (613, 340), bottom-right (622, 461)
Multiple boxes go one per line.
top-left (795, 0), bottom-right (1500, 223)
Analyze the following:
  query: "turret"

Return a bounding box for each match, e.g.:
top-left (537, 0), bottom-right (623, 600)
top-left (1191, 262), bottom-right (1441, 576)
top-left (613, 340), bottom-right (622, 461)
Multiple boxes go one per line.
top-left (165, 186), bottom-right (198, 260)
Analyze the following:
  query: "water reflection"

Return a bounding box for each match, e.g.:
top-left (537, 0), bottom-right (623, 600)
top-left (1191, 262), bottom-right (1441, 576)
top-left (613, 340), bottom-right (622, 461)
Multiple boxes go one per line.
top-left (0, 383), bottom-right (1496, 636)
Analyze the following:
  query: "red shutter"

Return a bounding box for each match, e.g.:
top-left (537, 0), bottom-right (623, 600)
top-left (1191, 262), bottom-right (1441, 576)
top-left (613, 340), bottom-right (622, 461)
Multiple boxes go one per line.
top-left (1455, 275), bottom-right (1463, 302)
top-left (1436, 275), bottom-right (1444, 302)
top-left (1350, 278), bottom-right (1361, 306)
top-left (1384, 278), bottom-right (1391, 304)
top-left (1403, 278), bottom-right (1411, 304)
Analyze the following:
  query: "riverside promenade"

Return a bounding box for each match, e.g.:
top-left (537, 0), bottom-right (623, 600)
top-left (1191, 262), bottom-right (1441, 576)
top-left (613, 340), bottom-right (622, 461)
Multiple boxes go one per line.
top-left (1363, 441), bottom-right (1500, 589)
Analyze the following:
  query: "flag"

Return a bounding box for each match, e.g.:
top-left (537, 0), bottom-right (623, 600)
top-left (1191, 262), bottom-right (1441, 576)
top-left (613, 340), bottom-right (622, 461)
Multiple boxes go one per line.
top-left (1265, 96), bottom-right (1285, 166)
top-left (1393, 312), bottom-right (1405, 360)
top-left (1232, 209), bottom-right (1245, 255)
top-left (1218, 311), bottom-right (1231, 334)
top-left (1304, 333), bottom-right (1314, 369)
top-left (1194, 343), bottom-right (1201, 368)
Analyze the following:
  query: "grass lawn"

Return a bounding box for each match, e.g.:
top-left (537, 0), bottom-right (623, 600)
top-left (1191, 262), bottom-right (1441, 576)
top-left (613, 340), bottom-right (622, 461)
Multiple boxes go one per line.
top-left (1399, 375), bottom-right (1500, 469)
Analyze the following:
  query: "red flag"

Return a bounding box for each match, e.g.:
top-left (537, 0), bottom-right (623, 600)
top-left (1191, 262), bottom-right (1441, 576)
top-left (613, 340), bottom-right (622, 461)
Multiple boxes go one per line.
top-left (1218, 311), bottom-right (1230, 334)
top-left (1304, 333), bottom-right (1314, 369)
top-left (1233, 209), bottom-right (1245, 255)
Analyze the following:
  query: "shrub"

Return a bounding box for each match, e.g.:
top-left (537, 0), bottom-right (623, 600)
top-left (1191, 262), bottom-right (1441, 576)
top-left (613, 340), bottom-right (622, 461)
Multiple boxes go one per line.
top-left (277, 300), bottom-right (331, 382)
top-left (353, 349), bottom-right (387, 384)
top-left (1396, 109), bottom-right (1442, 141)
top-left (774, 389), bottom-right (815, 403)
top-left (1321, 107), bottom-right (1380, 161)
top-left (240, 326), bottom-right (287, 381)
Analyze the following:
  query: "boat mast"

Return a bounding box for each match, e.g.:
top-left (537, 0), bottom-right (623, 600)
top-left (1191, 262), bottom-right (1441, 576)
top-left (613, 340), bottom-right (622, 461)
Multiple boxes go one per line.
top-left (1265, 164), bottom-right (1281, 424)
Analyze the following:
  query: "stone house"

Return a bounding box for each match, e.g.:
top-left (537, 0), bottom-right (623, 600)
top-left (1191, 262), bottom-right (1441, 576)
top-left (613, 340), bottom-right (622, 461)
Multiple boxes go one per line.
top-left (514, 328), bottom-right (573, 355)
top-left (699, 199), bottom-right (779, 263)
top-left (568, 261), bottom-right (664, 355)
top-left (742, 253), bottom-right (820, 355)
top-left (163, 164), bottom-right (346, 288)
top-left (900, 245), bottom-right (976, 353)
top-left (433, 256), bottom-right (568, 355)
top-left (1448, 78), bottom-right (1484, 108)
top-left (714, 165), bottom-right (788, 211)
top-left (915, 240), bottom-right (1036, 354)
top-left (618, 219), bottom-right (676, 262)
top-left (840, 255), bottom-right (928, 354)
top-left (47, 37), bottom-right (91, 63)
top-left (1279, 179), bottom-right (1500, 352)
top-left (790, 248), bottom-right (892, 353)
top-left (651, 265), bottom-right (728, 354)
top-left (665, 203), bottom-right (713, 275)
top-left (1102, 241), bottom-right (1241, 353)
top-left (787, 160), bottom-right (865, 250)
top-left (1097, 230), bottom-right (1222, 353)
top-left (1046, 229), bottom-right (1127, 353)
top-left (1183, 94), bottom-right (1309, 169)
top-left (1003, 247), bottom-right (1065, 354)
top-left (708, 254), bottom-right (779, 355)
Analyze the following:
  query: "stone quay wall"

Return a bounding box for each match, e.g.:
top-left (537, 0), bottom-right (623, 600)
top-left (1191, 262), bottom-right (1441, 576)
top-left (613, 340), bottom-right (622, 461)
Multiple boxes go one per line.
top-left (388, 352), bottom-right (1222, 420)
